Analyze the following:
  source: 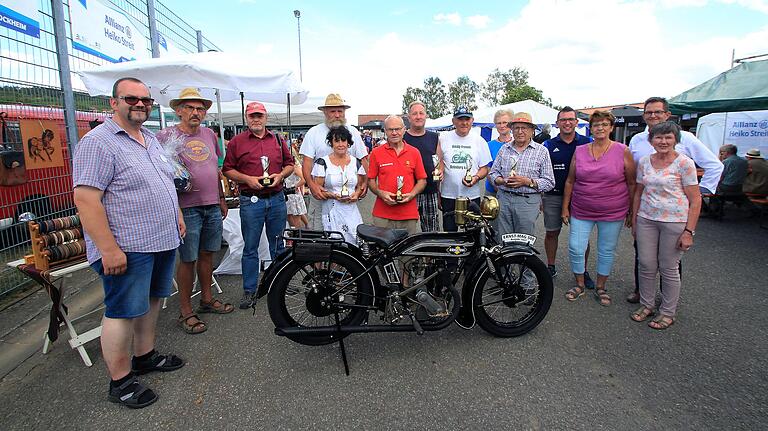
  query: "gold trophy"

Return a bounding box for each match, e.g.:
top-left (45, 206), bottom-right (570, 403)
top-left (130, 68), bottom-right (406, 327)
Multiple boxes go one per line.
top-left (464, 156), bottom-right (474, 184)
top-left (396, 176), bottom-right (404, 202)
top-left (340, 172), bottom-right (350, 198)
top-left (432, 155), bottom-right (440, 182)
top-left (260, 156), bottom-right (271, 186)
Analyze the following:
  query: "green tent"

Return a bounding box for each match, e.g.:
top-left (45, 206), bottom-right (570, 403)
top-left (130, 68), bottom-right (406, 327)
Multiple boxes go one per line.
top-left (669, 59), bottom-right (768, 114)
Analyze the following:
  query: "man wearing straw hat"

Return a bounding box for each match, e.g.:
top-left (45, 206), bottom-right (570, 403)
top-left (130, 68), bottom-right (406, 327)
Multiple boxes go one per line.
top-left (743, 148), bottom-right (768, 195)
top-left (301, 93), bottom-right (369, 230)
top-left (157, 88), bottom-right (233, 335)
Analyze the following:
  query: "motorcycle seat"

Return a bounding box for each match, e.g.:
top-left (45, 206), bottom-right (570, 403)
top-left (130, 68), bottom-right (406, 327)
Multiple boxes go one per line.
top-left (357, 224), bottom-right (408, 248)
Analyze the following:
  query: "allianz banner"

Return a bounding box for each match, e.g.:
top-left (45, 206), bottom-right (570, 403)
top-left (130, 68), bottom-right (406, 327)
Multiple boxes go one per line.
top-left (70, 0), bottom-right (149, 63)
top-left (0, 0), bottom-right (40, 37)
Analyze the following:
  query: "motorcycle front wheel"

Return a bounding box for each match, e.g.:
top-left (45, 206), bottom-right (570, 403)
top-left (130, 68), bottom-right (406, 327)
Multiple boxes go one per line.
top-left (267, 248), bottom-right (374, 346)
top-left (472, 254), bottom-right (553, 337)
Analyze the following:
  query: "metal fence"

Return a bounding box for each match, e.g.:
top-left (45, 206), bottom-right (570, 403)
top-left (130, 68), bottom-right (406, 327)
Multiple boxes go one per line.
top-left (0, 0), bottom-right (220, 300)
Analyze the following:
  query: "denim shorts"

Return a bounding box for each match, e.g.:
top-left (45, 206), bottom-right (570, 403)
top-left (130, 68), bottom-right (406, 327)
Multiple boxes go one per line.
top-left (91, 249), bottom-right (176, 318)
top-left (178, 204), bottom-right (223, 263)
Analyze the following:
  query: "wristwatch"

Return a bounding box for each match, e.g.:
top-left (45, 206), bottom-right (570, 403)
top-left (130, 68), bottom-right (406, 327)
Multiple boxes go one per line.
top-left (684, 228), bottom-right (695, 236)
top-left (529, 178), bottom-right (537, 189)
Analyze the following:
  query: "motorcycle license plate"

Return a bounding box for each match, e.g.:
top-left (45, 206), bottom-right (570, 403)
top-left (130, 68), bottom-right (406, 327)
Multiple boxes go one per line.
top-left (501, 233), bottom-right (536, 246)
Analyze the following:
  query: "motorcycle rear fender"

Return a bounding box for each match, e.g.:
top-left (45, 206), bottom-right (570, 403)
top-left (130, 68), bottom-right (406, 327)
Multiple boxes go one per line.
top-left (259, 242), bottom-right (380, 299)
top-left (458, 246), bottom-right (538, 328)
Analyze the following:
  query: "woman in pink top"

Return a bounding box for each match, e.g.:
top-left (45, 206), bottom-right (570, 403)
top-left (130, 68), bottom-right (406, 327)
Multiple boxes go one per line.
top-left (561, 111), bottom-right (636, 305)
top-left (630, 122), bottom-right (701, 330)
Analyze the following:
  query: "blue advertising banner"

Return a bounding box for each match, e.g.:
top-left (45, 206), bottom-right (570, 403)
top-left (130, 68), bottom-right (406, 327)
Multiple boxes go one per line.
top-left (70, 0), bottom-right (149, 63)
top-left (0, 0), bottom-right (41, 38)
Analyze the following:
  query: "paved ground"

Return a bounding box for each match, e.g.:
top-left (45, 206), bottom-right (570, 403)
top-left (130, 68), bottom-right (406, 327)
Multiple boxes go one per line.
top-left (0, 196), bottom-right (766, 430)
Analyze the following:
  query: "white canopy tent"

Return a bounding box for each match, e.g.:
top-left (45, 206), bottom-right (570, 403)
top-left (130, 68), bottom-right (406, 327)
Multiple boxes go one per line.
top-left (695, 110), bottom-right (768, 157)
top-left (76, 51), bottom-right (308, 131)
top-left (215, 96), bottom-right (327, 127)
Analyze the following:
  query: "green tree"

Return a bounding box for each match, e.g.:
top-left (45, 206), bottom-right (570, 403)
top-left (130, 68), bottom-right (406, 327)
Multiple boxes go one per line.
top-left (422, 77), bottom-right (448, 118)
top-left (447, 75), bottom-right (479, 112)
top-left (402, 86), bottom-right (426, 114)
top-left (501, 84), bottom-right (553, 107)
top-left (480, 67), bottom-right (529, 105)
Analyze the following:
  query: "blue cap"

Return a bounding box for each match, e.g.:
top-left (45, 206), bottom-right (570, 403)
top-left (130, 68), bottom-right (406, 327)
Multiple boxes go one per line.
top-left (453, 106), bottom-right (472, 118)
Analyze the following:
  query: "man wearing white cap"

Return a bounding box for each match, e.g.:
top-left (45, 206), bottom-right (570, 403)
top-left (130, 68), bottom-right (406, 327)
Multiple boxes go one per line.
top-left (223, 101), bottom-right (294, 309)
top-left (157, 88), bottom-right (233, 333)
top-left (301, 94), bottom-right (369, 230)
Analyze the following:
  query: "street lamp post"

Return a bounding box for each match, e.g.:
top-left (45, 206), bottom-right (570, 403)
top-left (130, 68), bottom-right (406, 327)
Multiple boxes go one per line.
top-left (294, 10), bottom-right (303, 82)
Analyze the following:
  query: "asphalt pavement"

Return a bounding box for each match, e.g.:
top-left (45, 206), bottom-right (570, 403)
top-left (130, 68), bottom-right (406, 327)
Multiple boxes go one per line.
top-left (0, 195), bottom-right (766, 430)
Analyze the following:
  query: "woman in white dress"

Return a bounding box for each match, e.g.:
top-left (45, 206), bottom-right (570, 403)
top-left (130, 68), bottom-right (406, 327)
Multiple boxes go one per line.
top-left (285, 140), bottom-right (308, 228)
top-left (311, 127), bottom-right (366, 244)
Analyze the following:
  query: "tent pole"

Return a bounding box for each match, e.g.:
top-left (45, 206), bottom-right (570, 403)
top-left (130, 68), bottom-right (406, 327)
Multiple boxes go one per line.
top-left (287, 93), bottom-right (292, 143)
top-left (721, 112), bottom-right (728, 151)
top-left (240, 92), bottom-right (245, 128)
top-left (216, 88), bottom-right (224, 155)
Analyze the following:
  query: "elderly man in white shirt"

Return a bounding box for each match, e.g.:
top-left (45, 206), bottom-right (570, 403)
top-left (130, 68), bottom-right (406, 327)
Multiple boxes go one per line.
top-left (626, 96), bottom-right (723, 304)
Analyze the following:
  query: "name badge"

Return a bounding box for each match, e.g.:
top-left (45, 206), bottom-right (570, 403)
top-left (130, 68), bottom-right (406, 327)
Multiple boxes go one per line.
top-left (251, 196), bottom-right (258, 204)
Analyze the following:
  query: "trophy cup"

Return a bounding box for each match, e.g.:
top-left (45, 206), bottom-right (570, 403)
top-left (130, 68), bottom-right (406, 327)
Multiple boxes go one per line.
top-left (463, 156), bottom-right (474, 184)
top-left (509, 159), bottom-right (518, 177)
top-left (396, 176), bottom-right (404, 202)
top-left (340, 172), bottom-right (350, 198)
top-left (260, 156), bottom-right (271, 186)
top-left (432, 155), bottom-right (440, 182)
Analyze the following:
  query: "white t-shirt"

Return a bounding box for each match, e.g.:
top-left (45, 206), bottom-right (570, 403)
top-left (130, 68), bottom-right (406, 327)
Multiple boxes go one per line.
top-left (300, 123), bottom-right (368, 160)
top-left (439, 131), bottom-right (492, 199)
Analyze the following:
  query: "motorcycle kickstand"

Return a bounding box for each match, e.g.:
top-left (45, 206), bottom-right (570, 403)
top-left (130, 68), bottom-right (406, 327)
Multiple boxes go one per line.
top-left (333, 309), bottom-right (350, 376)
top-left (405, 307), bottom-right (425, 336)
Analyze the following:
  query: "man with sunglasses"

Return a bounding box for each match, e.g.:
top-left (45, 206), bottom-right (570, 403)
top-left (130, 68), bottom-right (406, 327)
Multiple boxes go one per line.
top-left (73, 77), bottom-right (186, 409)
top-left (223, 102), bottom-right (294, 310)
top-left (157, 88), bottom-right (233, 335)
top-left (626, 96), bottom-right (723, 303)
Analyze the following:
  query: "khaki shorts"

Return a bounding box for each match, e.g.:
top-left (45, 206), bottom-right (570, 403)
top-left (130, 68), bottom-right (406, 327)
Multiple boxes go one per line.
top-left (372, 216), bottom-right (419, 234)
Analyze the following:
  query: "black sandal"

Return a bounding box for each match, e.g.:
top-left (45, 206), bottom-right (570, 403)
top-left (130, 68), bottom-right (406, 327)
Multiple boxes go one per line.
top-left (108, 376), bottom-right (158, 409)
top-left (131, 351), bottom-right (185, 375)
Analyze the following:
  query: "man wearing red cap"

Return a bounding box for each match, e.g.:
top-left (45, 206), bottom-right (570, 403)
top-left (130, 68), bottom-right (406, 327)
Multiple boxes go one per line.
top-left (223, 101), bottom-right (294, 309)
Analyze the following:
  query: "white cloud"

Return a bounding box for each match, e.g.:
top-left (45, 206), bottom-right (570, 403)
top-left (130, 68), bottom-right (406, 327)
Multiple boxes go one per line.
top-left (433, 12), bottom-right (462, 26)
top-left (466, 15), bottom-right (491, 29)
top-left (720, 0), bottom-right (768, 13)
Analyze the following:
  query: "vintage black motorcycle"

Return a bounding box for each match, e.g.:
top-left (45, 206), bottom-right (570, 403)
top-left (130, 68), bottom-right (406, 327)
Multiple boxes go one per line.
top-left (259, 196), bottom-right (553, 368)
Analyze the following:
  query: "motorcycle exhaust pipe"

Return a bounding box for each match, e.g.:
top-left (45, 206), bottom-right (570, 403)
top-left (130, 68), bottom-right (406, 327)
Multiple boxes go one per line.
top-left (275, 324), bottom-right (422, 336)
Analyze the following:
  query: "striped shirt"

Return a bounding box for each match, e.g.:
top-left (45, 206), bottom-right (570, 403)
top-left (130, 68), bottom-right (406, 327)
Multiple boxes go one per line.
top-left (73, 118), bottom-right (180, 263)
top-left (489, 140), bottom-right (555, 194)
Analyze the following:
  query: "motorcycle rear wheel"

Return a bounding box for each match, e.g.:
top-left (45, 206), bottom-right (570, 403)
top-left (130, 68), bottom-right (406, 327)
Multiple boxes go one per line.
top-left (472, 254), bottom-right (553, 337)
top-left (267, 249), bottom-right (373, 346)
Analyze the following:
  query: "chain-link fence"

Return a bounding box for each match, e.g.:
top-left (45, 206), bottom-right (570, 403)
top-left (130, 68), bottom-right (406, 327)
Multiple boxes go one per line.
top-left (0, 0), bottom-right (220, 302)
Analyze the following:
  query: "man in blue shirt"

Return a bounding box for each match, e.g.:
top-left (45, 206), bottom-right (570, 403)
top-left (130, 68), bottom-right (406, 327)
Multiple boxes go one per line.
top-left (542, 107), bottom-right (593, 287)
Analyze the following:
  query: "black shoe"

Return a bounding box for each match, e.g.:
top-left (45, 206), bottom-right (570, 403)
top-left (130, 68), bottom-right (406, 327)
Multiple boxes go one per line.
top-left (239, 292), bottom-right (255, 310)
top-left (131, 351), bottom-right (184, 375)
top-left (108, 375), bottom-right (158, 409)
top-left (547, 265), bottom-right (557, 278)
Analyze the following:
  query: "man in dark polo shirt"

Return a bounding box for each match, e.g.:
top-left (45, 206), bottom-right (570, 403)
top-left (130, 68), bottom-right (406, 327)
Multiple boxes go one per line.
top-left (542, 106), bottom-right (593, 284)
top-left (404, 100), bottom-right (442, 232)
top-left (368, 115), bottom-right (427, 234)
top-left (223, 102), bottom-right (294, 309)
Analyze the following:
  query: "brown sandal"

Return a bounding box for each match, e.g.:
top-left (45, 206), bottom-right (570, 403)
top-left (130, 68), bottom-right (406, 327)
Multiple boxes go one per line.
top-left (595, 289), bottom-right (611, 306)
top-left (648, 314), bottom-right (675, 330)
top-left (630, 306), bottom-right (654, 322)
top-left (565, 286), bottom-right (585, 301)
top-left (197, 298), bottom-right (235, 314)
top-left (178, 313), bottom-right (207, 334)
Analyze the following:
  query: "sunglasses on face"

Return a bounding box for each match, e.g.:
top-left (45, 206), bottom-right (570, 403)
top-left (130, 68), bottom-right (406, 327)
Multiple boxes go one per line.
top-left (118, 96), bottom-right (155, 106)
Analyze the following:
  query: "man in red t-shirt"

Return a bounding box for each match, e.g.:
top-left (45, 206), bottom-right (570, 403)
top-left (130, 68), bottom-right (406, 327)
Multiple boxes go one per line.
top-left (367, 115), bottom-right (427, 234)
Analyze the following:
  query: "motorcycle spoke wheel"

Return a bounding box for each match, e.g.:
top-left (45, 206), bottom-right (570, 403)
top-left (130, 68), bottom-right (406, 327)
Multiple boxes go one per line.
top-left (267, 249), bottom-right (373, 346)
top-left (473, 255), bottom-right (553, 337)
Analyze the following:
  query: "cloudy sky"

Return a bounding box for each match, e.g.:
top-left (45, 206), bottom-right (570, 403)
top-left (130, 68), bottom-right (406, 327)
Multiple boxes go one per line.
top-left (161, 0), bottom-right (767, 122)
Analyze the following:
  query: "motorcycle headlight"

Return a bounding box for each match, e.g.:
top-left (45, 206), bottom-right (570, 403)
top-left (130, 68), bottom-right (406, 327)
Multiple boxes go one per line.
top-left (480, 196), bottom-right (499, 220)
